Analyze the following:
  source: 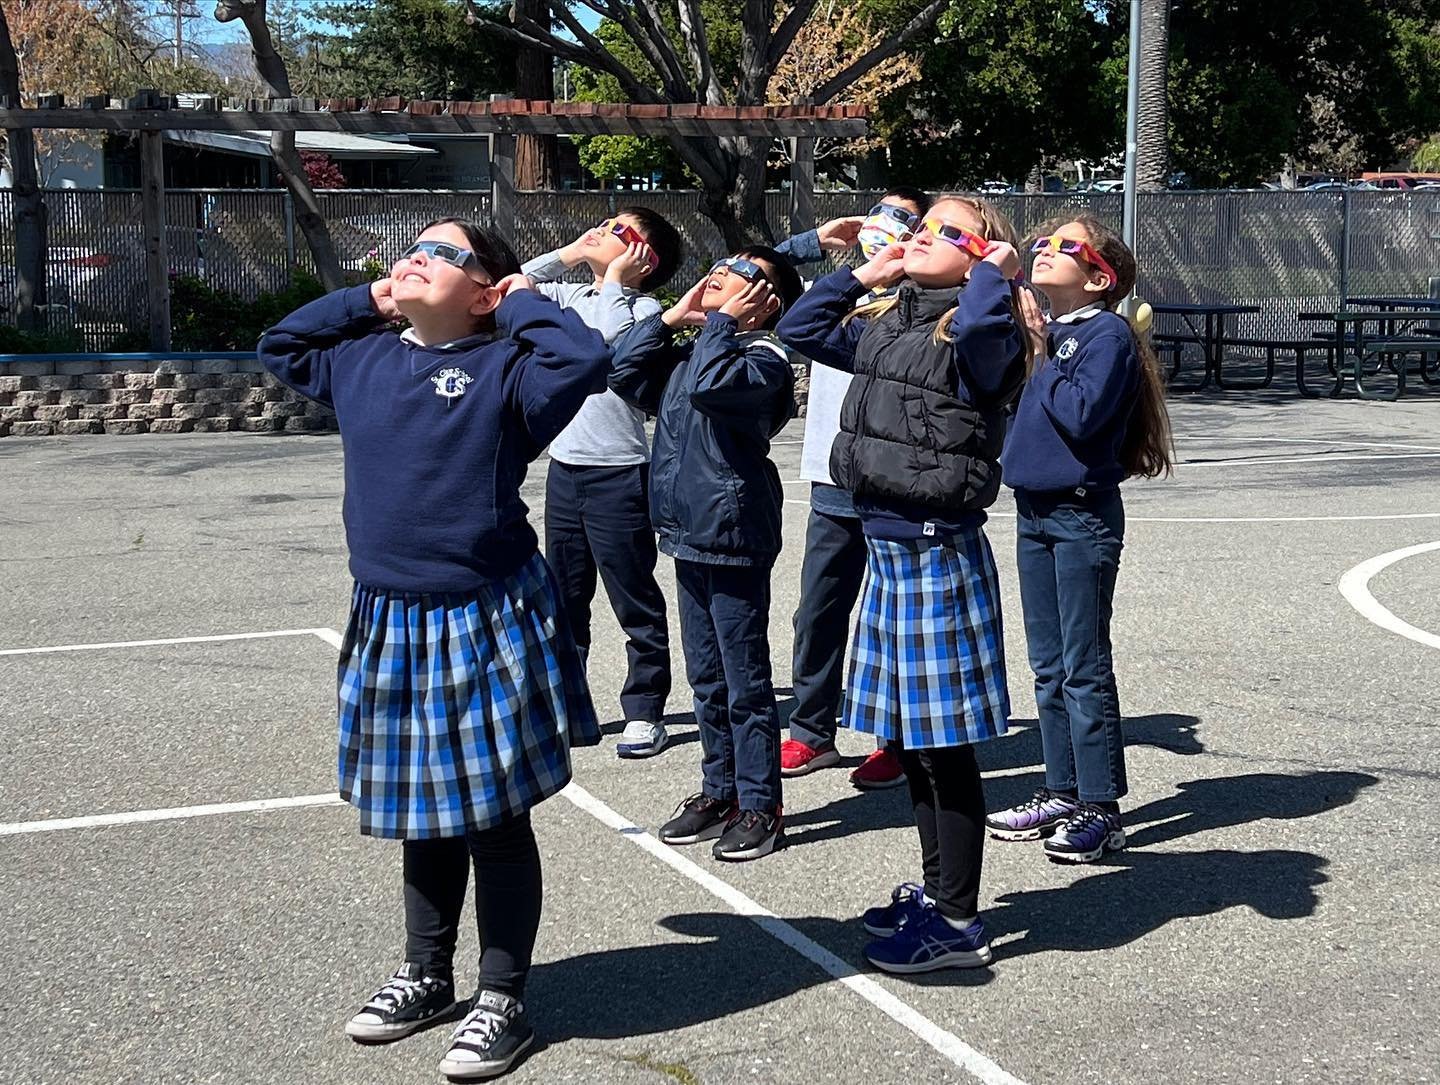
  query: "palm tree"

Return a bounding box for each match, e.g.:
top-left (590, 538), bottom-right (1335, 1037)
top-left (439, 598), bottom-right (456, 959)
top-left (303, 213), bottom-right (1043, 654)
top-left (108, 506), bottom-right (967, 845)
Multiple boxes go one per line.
top-left (1135, 0), bottom-right (1170, 192)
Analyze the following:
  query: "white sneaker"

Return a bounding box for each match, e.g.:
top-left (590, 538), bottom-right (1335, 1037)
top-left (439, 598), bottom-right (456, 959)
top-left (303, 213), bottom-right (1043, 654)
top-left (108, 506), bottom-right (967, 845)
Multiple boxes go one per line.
top-left (616, 719), bottom-right (669, 759)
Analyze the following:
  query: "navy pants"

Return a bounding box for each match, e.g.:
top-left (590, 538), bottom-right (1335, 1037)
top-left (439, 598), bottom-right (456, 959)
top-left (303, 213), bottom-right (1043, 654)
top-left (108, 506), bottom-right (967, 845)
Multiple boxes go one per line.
top-left (1014, 489), bottom-right (1128, 803)
top-left (544, 461), bottom-right (671, 723)
top-left (402, 812), bottom-right (541, 998)
top-left (675, 559), bottom-right (783, 812)
top-left (789, 497), bottom-right (868, 750)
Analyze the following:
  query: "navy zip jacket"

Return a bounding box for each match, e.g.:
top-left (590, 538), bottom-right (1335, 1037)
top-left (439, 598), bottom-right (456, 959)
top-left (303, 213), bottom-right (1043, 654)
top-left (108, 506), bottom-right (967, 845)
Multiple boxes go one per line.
top-left (1000, 306), bottom-right (1140, 493)
top-left (258, 283), bottom-right (609, 592)
top-left (608, 312), bottom-right (795, 567)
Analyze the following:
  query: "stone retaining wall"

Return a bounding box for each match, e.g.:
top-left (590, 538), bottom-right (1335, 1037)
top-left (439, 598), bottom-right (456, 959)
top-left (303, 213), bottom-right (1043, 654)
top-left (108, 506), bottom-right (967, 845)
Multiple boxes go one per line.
top-left (0, 358), bottom-right (336, 438)
top-left (0, 356), bottom-right (811, 438)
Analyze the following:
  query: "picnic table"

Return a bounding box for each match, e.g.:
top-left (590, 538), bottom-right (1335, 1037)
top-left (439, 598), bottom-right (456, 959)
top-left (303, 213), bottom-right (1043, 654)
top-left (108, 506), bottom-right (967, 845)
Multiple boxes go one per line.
top-left (1150, 302), bottom-right (1263, 390)
top-left (1298, 306), bottom-right (1440, 400)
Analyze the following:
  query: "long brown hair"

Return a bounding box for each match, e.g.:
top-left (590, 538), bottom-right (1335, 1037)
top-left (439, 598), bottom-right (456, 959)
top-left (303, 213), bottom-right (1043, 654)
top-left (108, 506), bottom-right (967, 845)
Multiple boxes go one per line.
top-left (1064, 212), bottom-right (1174, 480)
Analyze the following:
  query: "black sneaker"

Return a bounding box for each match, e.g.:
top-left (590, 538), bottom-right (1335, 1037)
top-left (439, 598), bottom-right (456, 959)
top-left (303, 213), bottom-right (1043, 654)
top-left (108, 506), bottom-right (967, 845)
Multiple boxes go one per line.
top-left (712, 808), bottom-right (783, 862)
top-left (437, 989), bottom-right (535, 1080)
top-left (344, 962), bottom-right (456, 1042)
top-left (659, 793), bottom-right (736, 845)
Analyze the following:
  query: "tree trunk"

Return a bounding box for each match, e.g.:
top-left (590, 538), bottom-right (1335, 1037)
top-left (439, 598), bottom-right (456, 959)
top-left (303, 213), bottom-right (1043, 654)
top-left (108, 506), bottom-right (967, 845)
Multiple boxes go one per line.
top-left (0, 4), bottom-right (47, 331)
top-left (1135, 0), bottom-right (1170, 193)
top-left (214, 0), bottom-right (345, 291)
top-left (702, 136), bottom-right (774, 250)
top-left (512, 0), bottom-right (555, 190)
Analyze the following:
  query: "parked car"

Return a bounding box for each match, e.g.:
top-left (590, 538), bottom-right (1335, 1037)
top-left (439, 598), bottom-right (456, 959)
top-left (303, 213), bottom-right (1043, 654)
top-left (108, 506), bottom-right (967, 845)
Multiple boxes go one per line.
top-left (0, 246), bottom-right (115, 322)
top-left (1089, 179), bottom-right (1125, 193)
top-left (977, 180), bottom-right (1014, 195)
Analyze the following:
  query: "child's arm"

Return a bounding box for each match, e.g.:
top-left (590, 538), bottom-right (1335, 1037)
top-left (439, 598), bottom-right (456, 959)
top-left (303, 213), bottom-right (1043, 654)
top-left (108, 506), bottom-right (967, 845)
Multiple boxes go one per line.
top-left (687, 314), bottom-right (794, 429)
top-left (590, 284), bottom-right (663, 344)
top-left (776, 217), bottom-right (863, 268)
top-left (257, 283), bottom-right (386, 406)
top-left (608, 314), bottom-right (684, 415)
top-left (499, 288), bottom-right (611, 447)
top-left (1031, 332), bottom-right (1138, 439)
top-left (774, 267), bottom-right (871, 370)
top-left (519, 249), bottom-right (581, 308)
top-left (775, 230), bottom-right (823, 268)
top-left (946, 262), bottom-right (1026, 401)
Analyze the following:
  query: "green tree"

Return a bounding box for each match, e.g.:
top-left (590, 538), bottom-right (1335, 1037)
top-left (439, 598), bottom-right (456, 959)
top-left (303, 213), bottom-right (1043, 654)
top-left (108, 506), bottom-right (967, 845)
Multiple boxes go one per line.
top-left (313, 0), bottom-right (512, 99)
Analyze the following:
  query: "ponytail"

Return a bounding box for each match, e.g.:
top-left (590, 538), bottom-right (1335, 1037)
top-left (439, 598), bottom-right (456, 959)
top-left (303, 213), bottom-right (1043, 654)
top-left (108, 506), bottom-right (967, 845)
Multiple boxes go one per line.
top-left (1118, 301), bottom-right (1175, 479)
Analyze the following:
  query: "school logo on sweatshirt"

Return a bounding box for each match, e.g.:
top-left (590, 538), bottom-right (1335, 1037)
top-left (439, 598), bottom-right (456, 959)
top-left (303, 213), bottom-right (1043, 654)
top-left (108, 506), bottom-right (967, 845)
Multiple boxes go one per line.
top-left (1056, 337), bottom-right (1079, 361)
top-left (432, 368), bottom-right (473, 400)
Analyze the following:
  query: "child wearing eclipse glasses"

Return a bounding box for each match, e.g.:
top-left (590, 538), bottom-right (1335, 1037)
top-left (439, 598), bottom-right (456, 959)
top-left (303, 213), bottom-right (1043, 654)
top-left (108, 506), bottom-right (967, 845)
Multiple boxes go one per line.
top-left (520, 208), bottom-right (685, 763)
top-left (259, 217), bottom-right (610, 1079)
top-left (777, 196), bottom-right (1032, 975)
top-left (986, 213), bottom-right (1173, 864)
top-left (774, 185), bottom-right (933, 792)
top-left (608, 247), bottom-right (803, 862)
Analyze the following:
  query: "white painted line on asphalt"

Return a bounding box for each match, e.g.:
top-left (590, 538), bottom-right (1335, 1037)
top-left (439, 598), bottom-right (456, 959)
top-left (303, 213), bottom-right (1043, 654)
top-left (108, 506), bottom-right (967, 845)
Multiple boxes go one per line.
top-left (312, 627), bottom-right (345, 649)
top-left (0, 628), bottom-right (338, 657)
top-left (782, 502), bottom-right (1440, 523)
top-left (1180, 451), bottom-right (1440, 468)
top-left (1175, 436), bottom-right (1440, 452)
top-left (1338, 541), bottom-right (1440, 651)
top-left (559, 781), bottom-right (1029, 1085)
top-left (0, 793), bottom-right (344, 837)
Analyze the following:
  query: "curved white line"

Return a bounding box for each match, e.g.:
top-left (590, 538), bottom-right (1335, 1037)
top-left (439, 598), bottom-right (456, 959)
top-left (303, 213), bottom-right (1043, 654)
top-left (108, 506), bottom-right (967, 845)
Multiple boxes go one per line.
top-left (1338, 541), bottom-right (1440, 650)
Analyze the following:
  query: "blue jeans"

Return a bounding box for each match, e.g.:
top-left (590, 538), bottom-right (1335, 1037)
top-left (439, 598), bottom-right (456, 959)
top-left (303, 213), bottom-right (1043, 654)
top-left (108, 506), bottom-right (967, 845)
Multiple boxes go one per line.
top-left (1014, 489), bottom-right (1128, 803)
top-left (675, 560), bottom-right (783, 811)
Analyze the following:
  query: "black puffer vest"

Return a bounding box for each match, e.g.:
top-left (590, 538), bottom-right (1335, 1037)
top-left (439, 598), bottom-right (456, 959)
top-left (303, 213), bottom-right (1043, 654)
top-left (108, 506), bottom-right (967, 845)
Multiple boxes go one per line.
top-left (830, 282), bottom-right (1022, 513)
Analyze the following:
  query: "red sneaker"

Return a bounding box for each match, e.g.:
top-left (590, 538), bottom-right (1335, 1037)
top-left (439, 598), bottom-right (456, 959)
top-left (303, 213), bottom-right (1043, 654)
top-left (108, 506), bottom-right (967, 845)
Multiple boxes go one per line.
top-left (780, 739), bottom-right (842, 777)
top-left (849, 747), bottom-right (906, 790)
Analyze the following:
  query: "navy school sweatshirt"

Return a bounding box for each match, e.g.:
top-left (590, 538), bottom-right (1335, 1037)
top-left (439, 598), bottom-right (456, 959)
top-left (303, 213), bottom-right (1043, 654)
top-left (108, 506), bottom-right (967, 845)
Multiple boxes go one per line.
top-left (1000, 305), bottom-right (1140, 494)
top-left (258, 283), bottom-right (610, 592)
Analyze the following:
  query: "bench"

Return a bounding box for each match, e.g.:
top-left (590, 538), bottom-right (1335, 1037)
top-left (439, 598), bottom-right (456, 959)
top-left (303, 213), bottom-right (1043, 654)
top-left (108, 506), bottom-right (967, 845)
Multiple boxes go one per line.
top-left (1153, 333), bottom-right (1340, 396)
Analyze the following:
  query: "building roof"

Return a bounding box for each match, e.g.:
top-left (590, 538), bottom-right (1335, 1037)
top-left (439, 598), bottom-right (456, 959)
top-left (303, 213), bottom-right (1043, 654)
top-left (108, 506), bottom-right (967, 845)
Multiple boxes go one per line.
top-left (166, 129), bottom-right (437, 159)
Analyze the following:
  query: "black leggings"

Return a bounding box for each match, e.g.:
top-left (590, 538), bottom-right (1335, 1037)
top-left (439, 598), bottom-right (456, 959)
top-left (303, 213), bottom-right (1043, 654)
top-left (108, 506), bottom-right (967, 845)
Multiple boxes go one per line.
top-left (899, 744), bottom-right (986, 922)
top-left (402, 811), bottom-right (542, 998)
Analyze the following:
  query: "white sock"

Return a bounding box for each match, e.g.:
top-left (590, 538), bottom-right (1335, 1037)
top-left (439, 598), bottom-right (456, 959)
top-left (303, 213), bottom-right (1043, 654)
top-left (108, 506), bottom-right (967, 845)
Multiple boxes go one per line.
top-left (942, 913), bottom-right (977, 930)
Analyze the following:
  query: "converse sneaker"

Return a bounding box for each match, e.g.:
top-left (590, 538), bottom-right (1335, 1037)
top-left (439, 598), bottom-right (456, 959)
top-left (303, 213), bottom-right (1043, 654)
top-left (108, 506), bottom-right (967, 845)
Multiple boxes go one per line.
top-left (864, 910), bottom-right (993, 974)
top-left (849, 746), bottom-right (906, 789)
top-left (437, 989), bottom-right (534, 1080)
top-left (780, 738), bottom-right (842, 776)
top-left (862, 882), bottom-right (930, 937)
top-left (616, 719), bottom-right (669, 759)
top-left (712, 808), bottom-right (783, 862)
top-left (344, 962), bottom-right (456, 1042)
top-left (1044, 805), bottom-right (1126, 863)
top-left (986, 787), bottom-right (1082, 841)
top-left (659, 793), bottom-right (736, 845)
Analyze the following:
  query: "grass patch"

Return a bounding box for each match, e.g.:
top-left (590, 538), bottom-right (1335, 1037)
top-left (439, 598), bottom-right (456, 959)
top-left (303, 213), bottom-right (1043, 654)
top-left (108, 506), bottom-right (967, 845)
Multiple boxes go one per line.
top-left (617, 1052), bottom-right (701, 1085)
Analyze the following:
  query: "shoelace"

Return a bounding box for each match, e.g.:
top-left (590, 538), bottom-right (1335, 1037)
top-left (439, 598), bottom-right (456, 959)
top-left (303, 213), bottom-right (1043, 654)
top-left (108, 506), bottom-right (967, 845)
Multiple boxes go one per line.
top-left (890, 882), bottom-right (924, 904)
top-left (364, 974), bottom-right (428, 1013)
top-left (451, 1005), bottom-right (509, 1048)
top-left (1062, 806), bottom-right (1107, 835)
top-left (1017, 788), bottom-right (1063, 813)
top-left (673, 792), bottom-right (722, 817)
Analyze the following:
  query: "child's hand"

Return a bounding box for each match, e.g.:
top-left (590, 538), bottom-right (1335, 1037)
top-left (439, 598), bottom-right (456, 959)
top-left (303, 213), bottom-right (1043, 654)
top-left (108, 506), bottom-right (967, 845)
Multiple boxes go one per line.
top-left (720, 279), bottom-right (778, 329)
top-left (1018, 288), bottom-right (1049, 359)
top-left (662, 276), bottom-right (709, 329)
top-left (981, 241), bottom-right (1022, 280)
top-left (560, 230), bottom-right (598, 267)
top-left (816, 216), bottom-right (864, 252)
top-left (370, 278), bottom-right (403, 321)
top-left (494, 273), bottom-right (533, 298)
top-left (604, 241), bottom-right (654, 287)
top-left (853, 243), bottom-right (907, 289)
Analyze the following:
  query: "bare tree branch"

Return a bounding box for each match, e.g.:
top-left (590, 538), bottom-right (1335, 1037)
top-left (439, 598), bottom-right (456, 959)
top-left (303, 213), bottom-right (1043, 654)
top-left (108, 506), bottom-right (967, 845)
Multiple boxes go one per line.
top-left (678, 0), bottom-right (724, 105)
top-left (546, 0), bottom-right (688, 102)
top-left (764, 0), bottom-right (821, 78)
top-left (625, 0), bottom-right (693, 96)
top-left (809, 0), bottom-right (945, 103)
top-left (738, 0), bottom-right (774, 103)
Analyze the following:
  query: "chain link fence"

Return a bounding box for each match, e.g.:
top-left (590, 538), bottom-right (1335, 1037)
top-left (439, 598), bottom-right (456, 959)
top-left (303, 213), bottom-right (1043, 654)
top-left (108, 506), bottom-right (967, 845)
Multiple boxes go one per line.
top-left (2, 188), bottom-right (1437, 350)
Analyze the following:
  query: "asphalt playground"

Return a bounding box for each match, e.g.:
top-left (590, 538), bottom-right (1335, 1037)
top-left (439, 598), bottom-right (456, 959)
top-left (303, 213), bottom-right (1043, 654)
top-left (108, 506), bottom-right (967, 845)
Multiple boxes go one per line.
top-left (2, 392), bottom-right (1438, 1085)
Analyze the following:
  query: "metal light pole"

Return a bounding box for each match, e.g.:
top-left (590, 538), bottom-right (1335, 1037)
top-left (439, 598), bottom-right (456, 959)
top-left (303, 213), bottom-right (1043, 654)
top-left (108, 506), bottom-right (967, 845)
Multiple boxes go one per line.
top-left (1121, 0), bottom-right (1141, 313)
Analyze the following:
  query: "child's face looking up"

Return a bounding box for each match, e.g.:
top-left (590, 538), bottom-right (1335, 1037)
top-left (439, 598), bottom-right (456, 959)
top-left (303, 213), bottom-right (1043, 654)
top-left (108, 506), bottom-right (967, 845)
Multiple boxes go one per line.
top-left (1030, 219), bottom-right (1113, 295)
top-left (579, 214), bottom-right (650, 267)
top-left (389, 223), bottom-right (499, 323)
top-left (902, 200), bottom-right (986, 289)
top-left (699, 255), bottom-right (777, 313)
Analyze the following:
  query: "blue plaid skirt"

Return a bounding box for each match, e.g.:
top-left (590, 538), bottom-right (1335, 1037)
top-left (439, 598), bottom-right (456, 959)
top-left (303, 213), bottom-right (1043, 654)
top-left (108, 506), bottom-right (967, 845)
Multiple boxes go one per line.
top-left (336, 551), bottom-right (600, 840)
top-left (842, 530), bottom-right (1011, 749)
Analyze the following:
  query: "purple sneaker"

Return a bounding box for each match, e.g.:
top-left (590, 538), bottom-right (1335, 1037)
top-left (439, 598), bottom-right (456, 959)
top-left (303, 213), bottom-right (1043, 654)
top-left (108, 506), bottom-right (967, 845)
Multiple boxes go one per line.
top-left (862, 882), bottom-right (929, 937)
top-left (1044, 805), bottom-right (1126, 863)
top-left (985, 788), bottom-right (1081, 841)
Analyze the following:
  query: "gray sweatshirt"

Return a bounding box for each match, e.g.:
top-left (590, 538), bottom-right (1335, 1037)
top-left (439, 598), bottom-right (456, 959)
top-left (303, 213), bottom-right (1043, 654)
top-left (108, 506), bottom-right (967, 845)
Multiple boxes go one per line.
top-left (522, 249), bottom-right (662, 466)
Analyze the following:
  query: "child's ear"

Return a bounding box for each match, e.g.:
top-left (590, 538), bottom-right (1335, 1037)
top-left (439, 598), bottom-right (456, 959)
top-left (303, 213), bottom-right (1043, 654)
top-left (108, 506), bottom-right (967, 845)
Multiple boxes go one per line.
top-left (468, 285), bottom-right (502, 319)
top-left (1083, 273), bottom-right (1113, 296)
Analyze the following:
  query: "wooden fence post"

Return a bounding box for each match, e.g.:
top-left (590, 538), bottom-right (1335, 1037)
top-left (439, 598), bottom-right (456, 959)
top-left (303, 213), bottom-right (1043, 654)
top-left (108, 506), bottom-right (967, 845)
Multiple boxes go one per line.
top-left (490, 132), bottom-right (517, 248)
top-left (139, 130), bottom-right (171, 351)
top-left (789, 136), bottom-right (815, 237)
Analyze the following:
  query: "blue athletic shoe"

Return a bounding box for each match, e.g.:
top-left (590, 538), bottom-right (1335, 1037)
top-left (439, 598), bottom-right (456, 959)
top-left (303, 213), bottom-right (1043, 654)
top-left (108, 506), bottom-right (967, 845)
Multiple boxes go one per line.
top-left (862, 882), bottom-right (930, 937)
top-left (864, 909), bottom-right (993, 974)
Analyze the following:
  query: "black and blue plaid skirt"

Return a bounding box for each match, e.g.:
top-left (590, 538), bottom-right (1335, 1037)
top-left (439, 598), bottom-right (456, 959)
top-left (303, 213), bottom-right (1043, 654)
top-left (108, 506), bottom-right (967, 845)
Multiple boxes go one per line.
top-left (842, 530), bottom-right (1011, 749)
top-left (336, 551), bottom-right (600, 840)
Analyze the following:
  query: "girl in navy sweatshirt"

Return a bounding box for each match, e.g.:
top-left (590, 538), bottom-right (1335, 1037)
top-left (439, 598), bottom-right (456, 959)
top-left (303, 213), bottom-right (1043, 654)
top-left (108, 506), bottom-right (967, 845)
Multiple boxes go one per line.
top-left (776, 197), bottom-right (1029, 975)
top-left (258, 218), bottom-right (608, 1081)
top-left (986, 212), bottom-right (1173, 864)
